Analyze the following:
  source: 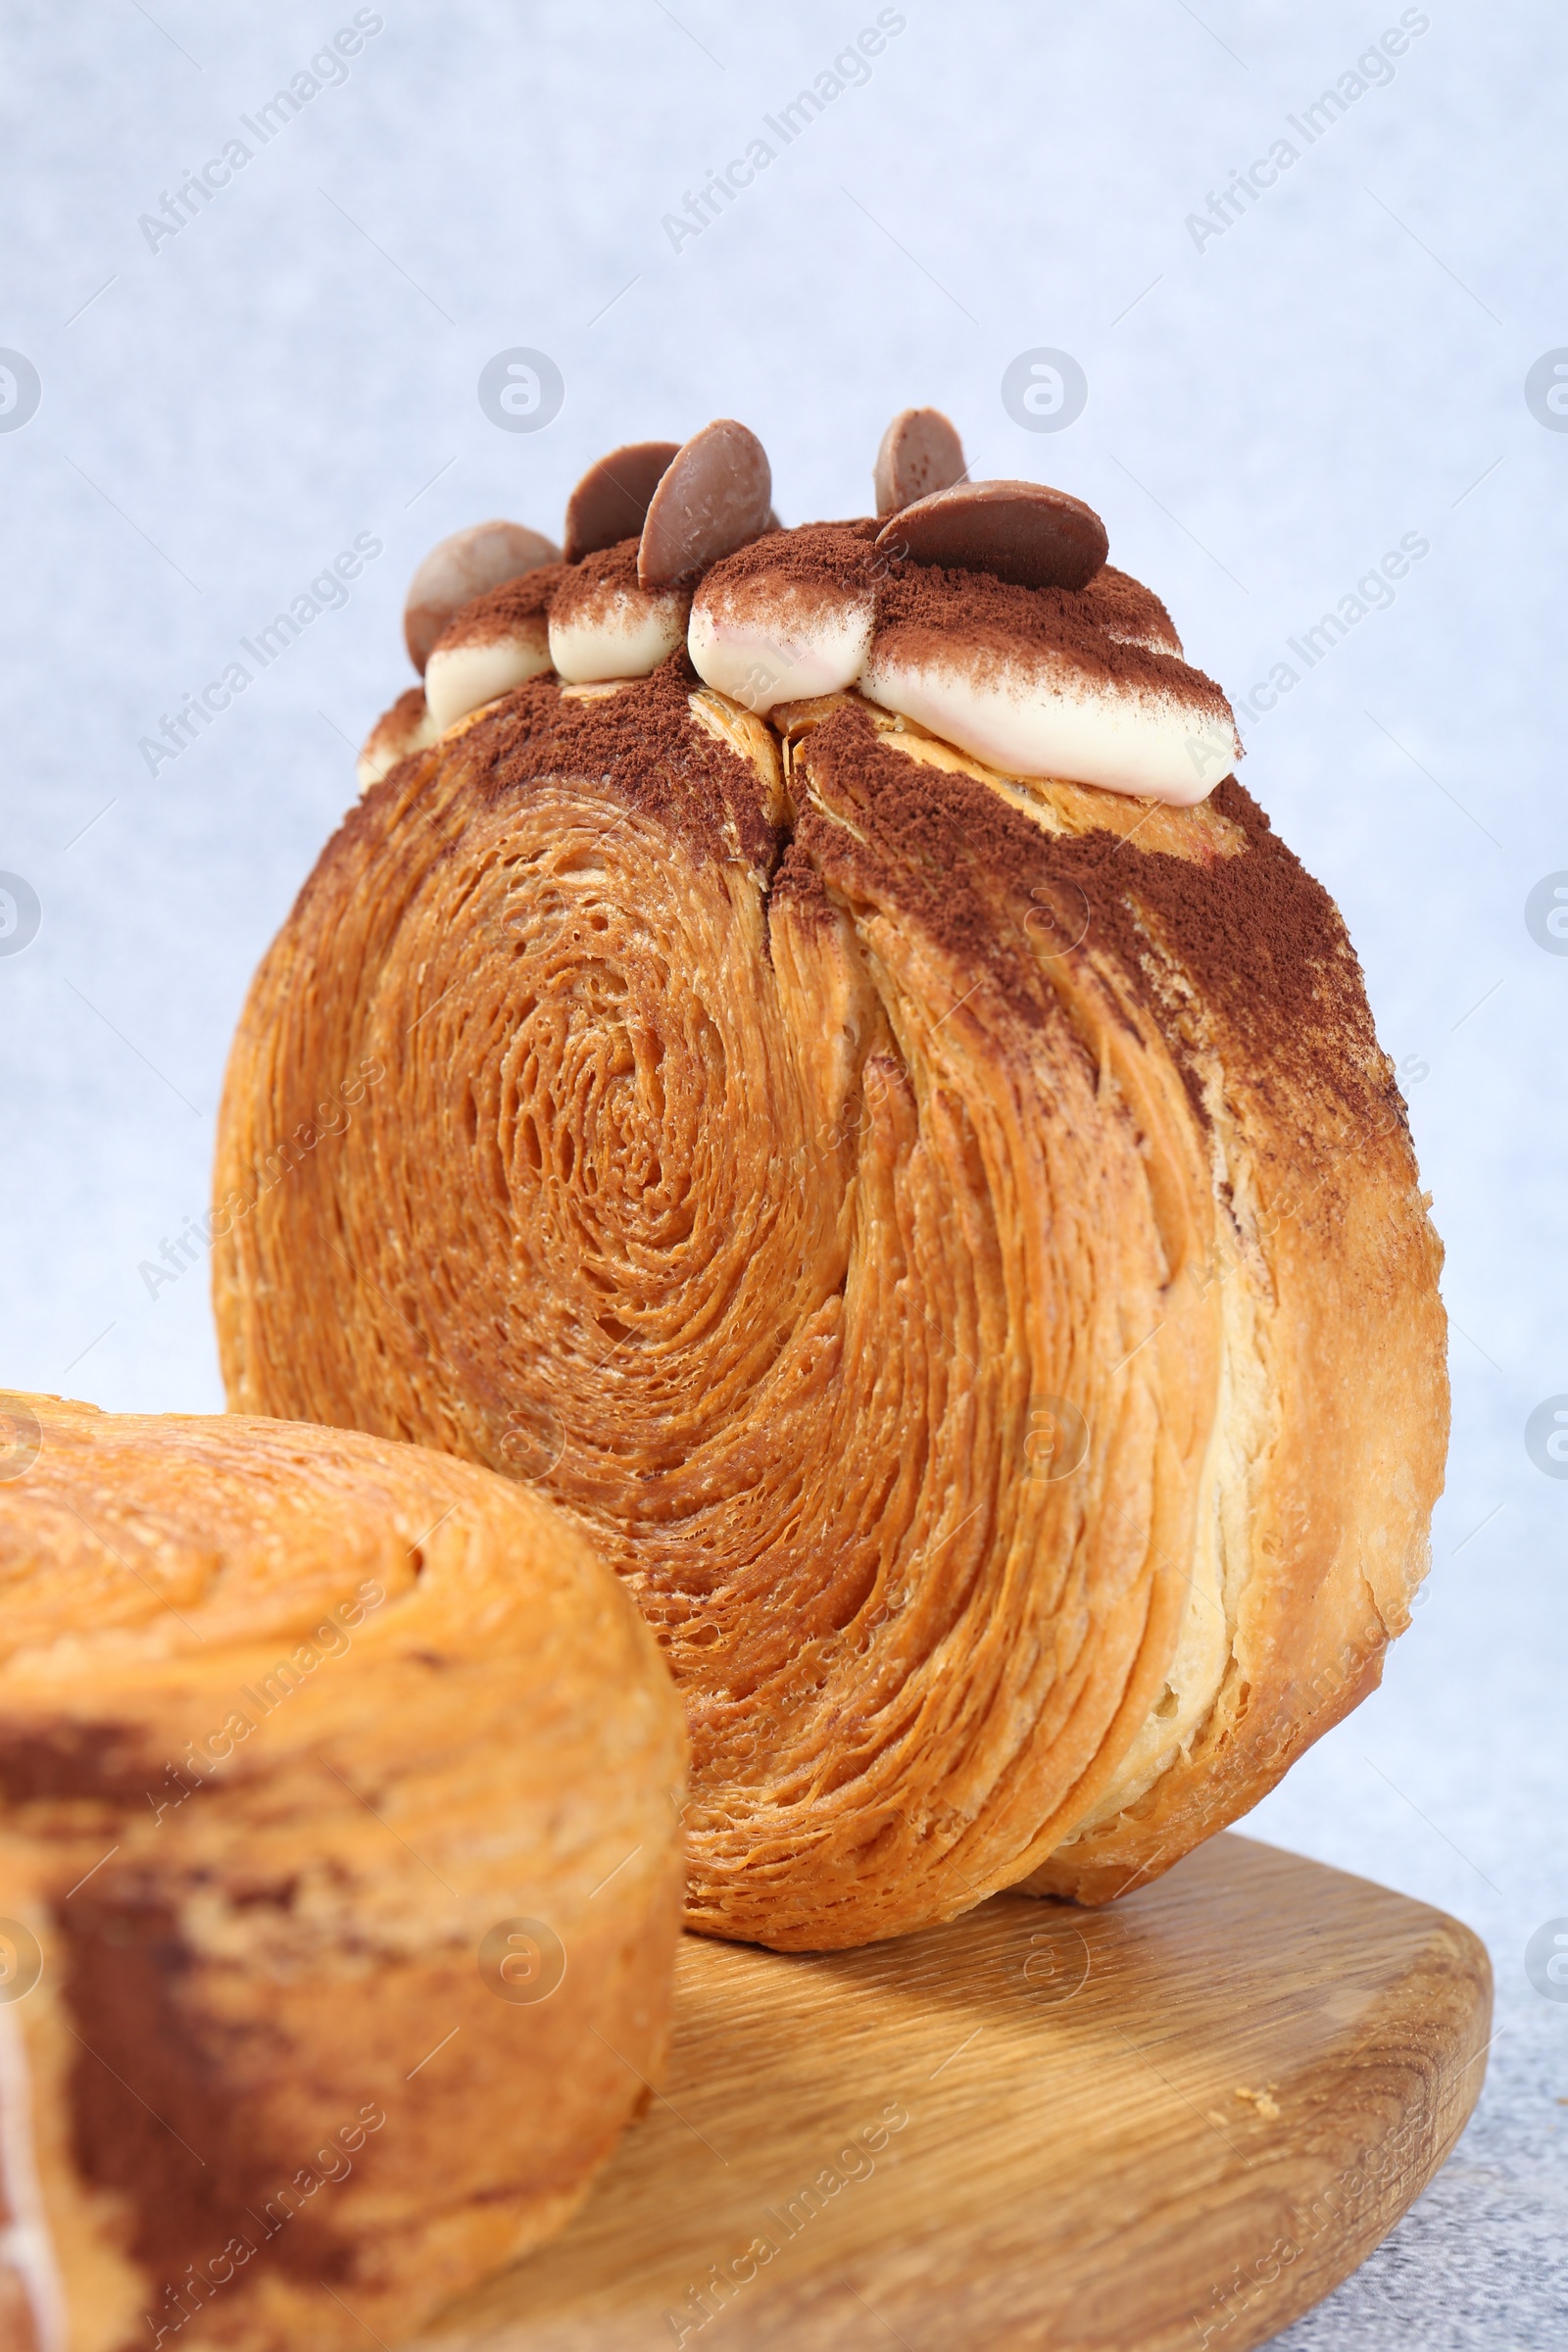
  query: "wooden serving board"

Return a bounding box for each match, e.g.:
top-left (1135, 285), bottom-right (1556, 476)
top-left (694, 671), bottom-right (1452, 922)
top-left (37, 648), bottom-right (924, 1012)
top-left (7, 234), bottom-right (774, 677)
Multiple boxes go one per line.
top-left (423, 1835), bottom-right (1492, 2352)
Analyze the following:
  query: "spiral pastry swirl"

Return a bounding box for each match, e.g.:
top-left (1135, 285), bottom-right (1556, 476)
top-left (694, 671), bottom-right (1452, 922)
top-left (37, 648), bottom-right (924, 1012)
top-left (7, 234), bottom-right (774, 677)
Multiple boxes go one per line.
top-left (215, 662), bottom-right (1446, 1949)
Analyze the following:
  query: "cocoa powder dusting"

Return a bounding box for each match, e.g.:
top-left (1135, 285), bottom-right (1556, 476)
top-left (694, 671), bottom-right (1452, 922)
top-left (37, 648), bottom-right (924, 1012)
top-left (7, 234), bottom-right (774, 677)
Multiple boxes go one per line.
top-left (703, 519), bottom-right (881, 601)
top-left (439, 564), bottom-right (567, 648)
top-left (793, 704), bottom-right (1384, 1128)
top-left (767, 839), bottom-right (837, 937)
top-left (1080, 564), bottom-right (1181, 652)
top-left (548, 537), bottom-right (644, 627)
top-left (872, 557), bottom-right (1231, 715)
top-left (466, 655), bottom-right (779, 873)
top-left (1052, 777), bottom-right (1383, 1125)
top-left (791, 708), bottom-right (1056, 1035)
top-left (377, 516), bottom-right (1372, 1133)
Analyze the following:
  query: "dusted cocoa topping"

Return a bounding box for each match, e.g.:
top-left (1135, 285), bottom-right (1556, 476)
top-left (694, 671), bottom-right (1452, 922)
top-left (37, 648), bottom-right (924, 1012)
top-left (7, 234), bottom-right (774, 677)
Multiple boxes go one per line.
top-left (871, 559), bottom-right (1231, 716)
top-left (392, 419), bottom-right (1238, 803)
top-left (358, 683), bottom-right (436, 795)
top-left (379, 410), bottom-right (1271, 810)
top-left (701, 519), bottom-right (880, 603)
top-left (795, 703), bottom-right (1380, 1125)
top-left (547, 537), bottom-right (692, 683)
top-left (1126, 777), bottom-right (1341, 1026)
top-left (1080, 565), bottom-right (1182, 655)
top-left (381, 682), bottom-right (429, 735)
top-left (766, 838), bottom-right (837, 935)
top-left (549, 538), bottom-right (642, 626)
top-left (795, 703), bottom-right (1092, 1035)
top-left (468, 656), bottom-right (778, 873)
top-left (435, 564), bottom-right (567, 650)
top-left (1044, 781), bottom-right (1380, 1122)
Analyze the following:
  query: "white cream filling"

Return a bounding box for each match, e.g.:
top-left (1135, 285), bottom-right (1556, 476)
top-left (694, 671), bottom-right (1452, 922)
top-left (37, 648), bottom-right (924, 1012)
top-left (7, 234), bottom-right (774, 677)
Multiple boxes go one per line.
top-left (0, 2004), bottom-right (66, 2352)
top-left (357, 698), bottom-right (437, 794)
top-left (688, 595), bottom-right (872, 715)
top-left (410, 561), bottom-right (1235, 807)
top-left (424, 637), bottom-right (554, 731)
top-left (860, 645), bottom-right (1238, 807)
top-left (549, 591), bottom-right (688, 685)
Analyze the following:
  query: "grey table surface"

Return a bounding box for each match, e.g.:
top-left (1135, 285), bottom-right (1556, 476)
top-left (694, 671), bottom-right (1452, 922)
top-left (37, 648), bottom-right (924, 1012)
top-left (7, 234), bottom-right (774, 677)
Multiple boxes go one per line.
top-left (1, 4), bottom-right (1563, 2344)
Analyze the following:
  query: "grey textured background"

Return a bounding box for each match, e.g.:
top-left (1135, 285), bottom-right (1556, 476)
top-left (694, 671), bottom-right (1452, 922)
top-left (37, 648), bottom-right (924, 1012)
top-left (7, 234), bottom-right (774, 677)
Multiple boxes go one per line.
top-left (1, 3), bottom-right (1564, 2343)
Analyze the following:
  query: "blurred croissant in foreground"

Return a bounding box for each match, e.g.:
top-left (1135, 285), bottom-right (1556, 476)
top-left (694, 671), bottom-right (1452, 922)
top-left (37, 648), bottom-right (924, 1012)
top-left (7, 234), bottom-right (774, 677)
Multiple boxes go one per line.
top-left (0, 1395), bottom-right (685, 2349)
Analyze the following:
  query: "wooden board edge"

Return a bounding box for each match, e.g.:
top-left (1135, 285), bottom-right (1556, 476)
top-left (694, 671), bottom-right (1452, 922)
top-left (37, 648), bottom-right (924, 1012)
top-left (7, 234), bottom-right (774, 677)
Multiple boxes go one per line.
top-left (1189, 1904), bottom-right (1494, 2352)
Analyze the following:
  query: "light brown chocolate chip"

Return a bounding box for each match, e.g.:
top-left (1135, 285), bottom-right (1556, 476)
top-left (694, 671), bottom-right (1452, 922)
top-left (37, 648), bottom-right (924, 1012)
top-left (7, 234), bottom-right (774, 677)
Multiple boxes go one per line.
top-left (563, 441), bottom-right (681, 564)
top-left (404, 520), bottom-right (560, 673)
top-left (873, 408), bottom-right (967, 517)
top-left (875, 478), bottom-right (1108, 591)
top-left (638, 419), bottom-right (772, 590)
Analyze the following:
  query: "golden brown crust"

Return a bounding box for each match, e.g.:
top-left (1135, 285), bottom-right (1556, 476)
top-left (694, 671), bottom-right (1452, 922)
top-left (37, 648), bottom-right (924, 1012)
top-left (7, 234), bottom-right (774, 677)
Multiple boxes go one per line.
top-left (0, 1396), bottom-right (686, 2350)
top-left (214, 668), bottom-right (1446, 1950)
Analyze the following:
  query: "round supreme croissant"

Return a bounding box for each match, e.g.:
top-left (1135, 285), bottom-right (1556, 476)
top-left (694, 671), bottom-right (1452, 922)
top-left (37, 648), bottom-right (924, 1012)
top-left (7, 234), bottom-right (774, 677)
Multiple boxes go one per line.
top-left (0, 1395), bottom-right (684, 2350)
top-left (215, 412), bottom-right (1447, 1951)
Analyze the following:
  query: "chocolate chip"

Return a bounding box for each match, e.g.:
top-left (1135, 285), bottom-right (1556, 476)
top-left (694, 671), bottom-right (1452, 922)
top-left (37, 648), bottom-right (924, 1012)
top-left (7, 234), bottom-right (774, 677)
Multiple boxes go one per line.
top-left (638, 419), bottom-right (772, 589)
top-left (873, 407), bottom-right (967, 517)
top-left (563, 441), bottom-right (681, 564)
top-left (404, 520), bottom-right (560, 672)
top-left (875, 479), bottom-right (1108, 591)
